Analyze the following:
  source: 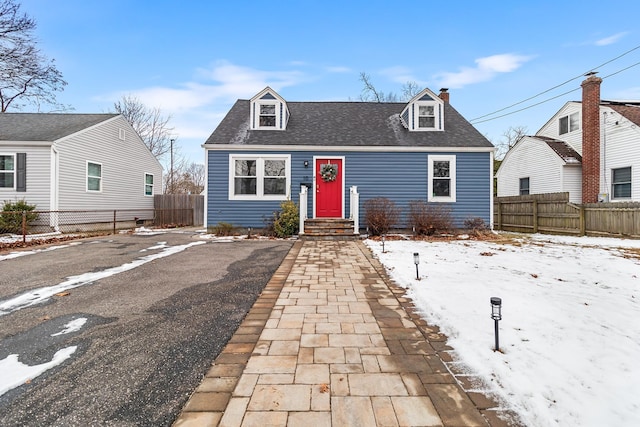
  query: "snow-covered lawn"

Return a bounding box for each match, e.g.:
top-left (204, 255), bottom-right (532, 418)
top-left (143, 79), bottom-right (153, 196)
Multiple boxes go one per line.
top-left (365, 233), bottom-right (640, 427)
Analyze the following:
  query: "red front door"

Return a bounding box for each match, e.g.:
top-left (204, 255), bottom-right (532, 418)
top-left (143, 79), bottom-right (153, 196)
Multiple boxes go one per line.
top-left (315, 158), bottom-right (343, 217)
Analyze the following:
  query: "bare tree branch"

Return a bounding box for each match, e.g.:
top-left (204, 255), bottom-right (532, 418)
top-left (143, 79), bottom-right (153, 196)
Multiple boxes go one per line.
top-left (113, 94), bottom-right (174, 159)
top-left (0, 0), bottom-right (67, 112)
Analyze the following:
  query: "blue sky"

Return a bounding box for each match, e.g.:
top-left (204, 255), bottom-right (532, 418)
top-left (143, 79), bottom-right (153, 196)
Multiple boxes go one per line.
top-left (18, 0), bottom-right (640, 166)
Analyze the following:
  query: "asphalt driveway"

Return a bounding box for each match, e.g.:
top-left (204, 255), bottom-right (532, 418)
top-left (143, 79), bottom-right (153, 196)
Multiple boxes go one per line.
top-left (0, 229), bottom-right (293, 426)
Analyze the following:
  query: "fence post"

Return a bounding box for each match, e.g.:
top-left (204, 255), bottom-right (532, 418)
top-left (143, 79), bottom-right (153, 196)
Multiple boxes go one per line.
top-left (113, 210), bottom-right (117, 235)
top-left (532, 200), bottom-right (538, 233)
top-left (496, 200), bottom-right (502, 230)
top-left (22, 210), bottom-right (27, 244)
top-left (579, 205), bottom-right (586, 236)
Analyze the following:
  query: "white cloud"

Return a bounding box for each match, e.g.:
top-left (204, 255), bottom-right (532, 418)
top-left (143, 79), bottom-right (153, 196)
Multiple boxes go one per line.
top-left (595, 32), bottom-right (628, 46)
top-left (325, 66), bottom-right (351, 73)
top-left (435, 53), bottom-right (534, 89)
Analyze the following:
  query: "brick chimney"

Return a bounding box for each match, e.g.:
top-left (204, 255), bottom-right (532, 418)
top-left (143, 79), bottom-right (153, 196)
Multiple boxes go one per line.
top-left (439, 88), bottom-right (449, 103)
top-left (581, 72), bottom-right (602, 204)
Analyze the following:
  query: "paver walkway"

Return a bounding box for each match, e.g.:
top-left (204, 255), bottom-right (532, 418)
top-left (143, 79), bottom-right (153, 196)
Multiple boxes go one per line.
top-left (174, 240), bottom-right (513, 427)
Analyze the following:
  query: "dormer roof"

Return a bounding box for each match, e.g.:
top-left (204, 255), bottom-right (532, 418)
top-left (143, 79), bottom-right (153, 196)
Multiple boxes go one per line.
top-left (250, 87), bottom-right (289, 131)
top-left (399, 88), bottom-right (445, 131)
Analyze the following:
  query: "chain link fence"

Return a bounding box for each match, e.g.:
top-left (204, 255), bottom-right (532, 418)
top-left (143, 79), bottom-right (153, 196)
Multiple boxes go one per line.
top-left (0, 208), bottom-right (196, 245)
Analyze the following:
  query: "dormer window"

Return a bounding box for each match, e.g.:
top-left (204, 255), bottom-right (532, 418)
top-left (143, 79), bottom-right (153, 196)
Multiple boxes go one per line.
top-left (250, 87), bottom-right (289, 131)
top-left (418, 104), bottom-right (436, 128)
top-left (259, 104), bottom-right (276, 127)
top-left (400, 88), bottom-right (444, 132)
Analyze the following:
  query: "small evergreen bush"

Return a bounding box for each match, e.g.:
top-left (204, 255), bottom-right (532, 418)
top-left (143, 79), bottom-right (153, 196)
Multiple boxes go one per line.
top-left (407, 200), bottom-right (453, 236)
top-left (272, 200), bottom-right (299, 238)
top-left (364, 197), bottom-right (400, 236)
top-left (0, 200), bottom-right (38, 234)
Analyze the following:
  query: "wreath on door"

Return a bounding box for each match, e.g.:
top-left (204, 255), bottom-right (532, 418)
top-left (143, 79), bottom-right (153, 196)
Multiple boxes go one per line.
top-left (320, 163), bottom-right (338, 182)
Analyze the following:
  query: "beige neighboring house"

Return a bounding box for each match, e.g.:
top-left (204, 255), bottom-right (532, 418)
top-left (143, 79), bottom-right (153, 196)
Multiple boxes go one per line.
top-left (0, 113), bottom-right (163, 227)
top-left (497, 73), bottom-right (640, 203)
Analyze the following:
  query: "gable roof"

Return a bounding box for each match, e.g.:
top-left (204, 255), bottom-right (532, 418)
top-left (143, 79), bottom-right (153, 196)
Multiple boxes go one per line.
top-left (205, 100), bottom-right (493, 149)
top-left (535, 136), bottom-right (582, 164)
top-left (603, 101), bottom-right (640, 127)
top-left (0, 113), bottom-right (118, 142)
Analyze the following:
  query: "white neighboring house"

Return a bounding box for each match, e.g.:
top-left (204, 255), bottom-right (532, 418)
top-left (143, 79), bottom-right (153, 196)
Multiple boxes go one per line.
top-left (0, 113), bottom-right (163, 225)
top-left (497, 73), bottom-right (640, 204)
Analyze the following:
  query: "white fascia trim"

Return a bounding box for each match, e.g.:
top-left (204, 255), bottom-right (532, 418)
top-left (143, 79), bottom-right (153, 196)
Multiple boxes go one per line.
top-left (204, 144), bottom-right (495, 153)
top-left (1, 140), bottom-right (53, 147)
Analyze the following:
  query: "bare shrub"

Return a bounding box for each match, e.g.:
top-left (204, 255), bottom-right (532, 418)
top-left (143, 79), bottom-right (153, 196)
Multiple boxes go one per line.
top-left (364, 197), bottom-right (400, 236)
top-left (407, 200), bottom-right (453, 236)
top-left (464, 216), bottom-right (490, 236)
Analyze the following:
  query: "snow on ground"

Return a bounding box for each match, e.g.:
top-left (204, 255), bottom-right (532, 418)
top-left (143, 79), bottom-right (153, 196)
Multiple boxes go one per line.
top-left (0, 241), bottom-right (205, 316)
top-left (50, 318), bottom-right (88, 337)
top-left (0, 347), bottom-right (78, 397)
top-left (365, 233), bottom-right (640, 427)
top-left (0, 241), bottom-right (82, 262)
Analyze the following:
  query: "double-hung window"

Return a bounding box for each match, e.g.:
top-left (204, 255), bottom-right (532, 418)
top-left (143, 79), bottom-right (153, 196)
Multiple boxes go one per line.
top-left (519, 177), bottom-right (530, 195)
top-left (427, 155), bottom-right (456, 202)
top-left (418, 104), bottom-right (436, 129)
top-left (229, 155), bottom-right (290, 200)
top-left (611, 167), bottom-right (631, 199)
top-left (87, 161), bottom-right (102, 192)
top-left (0, 154), bottom-right (15, 188)
top-left (559, 112), bottom-right (579, 135)
top-left (259, 104), bottom-right (277, 127)
top-left (145, 173), bottom-right (154, 196)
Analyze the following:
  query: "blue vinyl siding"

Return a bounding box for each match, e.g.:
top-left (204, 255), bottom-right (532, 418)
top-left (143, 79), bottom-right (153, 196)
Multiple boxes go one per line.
top-left (207, 150), bottom-right (491, 229)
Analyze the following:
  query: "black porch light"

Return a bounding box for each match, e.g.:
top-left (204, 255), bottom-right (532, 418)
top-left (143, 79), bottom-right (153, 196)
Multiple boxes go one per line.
top-left (413, 252), bottom-right (420, 280)
top-left (490, 297), bottom-right (502, 351)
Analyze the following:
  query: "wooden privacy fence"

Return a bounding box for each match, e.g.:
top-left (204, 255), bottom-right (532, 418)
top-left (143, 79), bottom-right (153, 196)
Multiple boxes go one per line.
top-left (154, 194), bottom-right (204, 226)
top-left (494, 192), bottom-right (640, 238)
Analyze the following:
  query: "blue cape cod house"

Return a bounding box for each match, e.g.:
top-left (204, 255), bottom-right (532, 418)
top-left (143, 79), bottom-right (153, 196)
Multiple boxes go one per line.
top-left (203, 86), bottom-right (494, 234)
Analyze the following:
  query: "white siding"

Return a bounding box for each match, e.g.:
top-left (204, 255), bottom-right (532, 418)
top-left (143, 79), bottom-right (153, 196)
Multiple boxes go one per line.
top-left (537, 102), bottom-right (583, 154)
top-left (562, 165), bottom-right (582, 203)
top-left (0, 144), bottom-right (52, 210)
top-left (56, 116), bottom-right (163, 210)
top-left (600, 107), bottom-right (640, 201)
top-left (497, 137), bottom-right (566, 197)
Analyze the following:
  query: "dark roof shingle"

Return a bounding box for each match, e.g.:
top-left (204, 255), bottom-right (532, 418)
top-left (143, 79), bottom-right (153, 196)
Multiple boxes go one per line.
top-left (536, 136), bottom-right (582, 164)
top-left (205, 100), bottom-right (493, 148)
top-left (0, 113), bottom-right (118, 141)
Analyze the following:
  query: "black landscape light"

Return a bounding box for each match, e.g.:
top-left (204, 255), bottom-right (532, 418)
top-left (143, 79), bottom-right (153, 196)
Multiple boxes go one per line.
top-left (413, 252), bottom-right (420, 280)
top-left (490, 297), bottom-right (502, 351)
top-left (381, 235), bottom-right (386, 253)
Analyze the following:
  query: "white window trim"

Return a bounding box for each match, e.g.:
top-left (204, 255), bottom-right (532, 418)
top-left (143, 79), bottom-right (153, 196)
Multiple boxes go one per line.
top-left (428, 155), bottom-right (456, 202)
top-left (87, 161), bottom-right (102, 193)
top-left (559, 111), bottom-right (580, 135)
top-left (0, 153), bottom-right (16, 189)
top-left (228, 154), bottom-right (290, 200)
top-left (255, 102), bottom-right (279, 130)
top-left (414, 101), bottom-right (442, 131)
top-left (144, 173), bottom-right (154, 196)
top-left (611, 166), bottom-right (632, 200)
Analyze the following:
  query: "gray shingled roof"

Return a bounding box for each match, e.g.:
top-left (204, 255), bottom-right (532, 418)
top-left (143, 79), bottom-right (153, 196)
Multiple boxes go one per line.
top-left (205, 100), bottom-right (493, 148)
top-left (0, 113), bottom-right (118, 141)
top-left (535, 136), bottom-right (582, 164)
